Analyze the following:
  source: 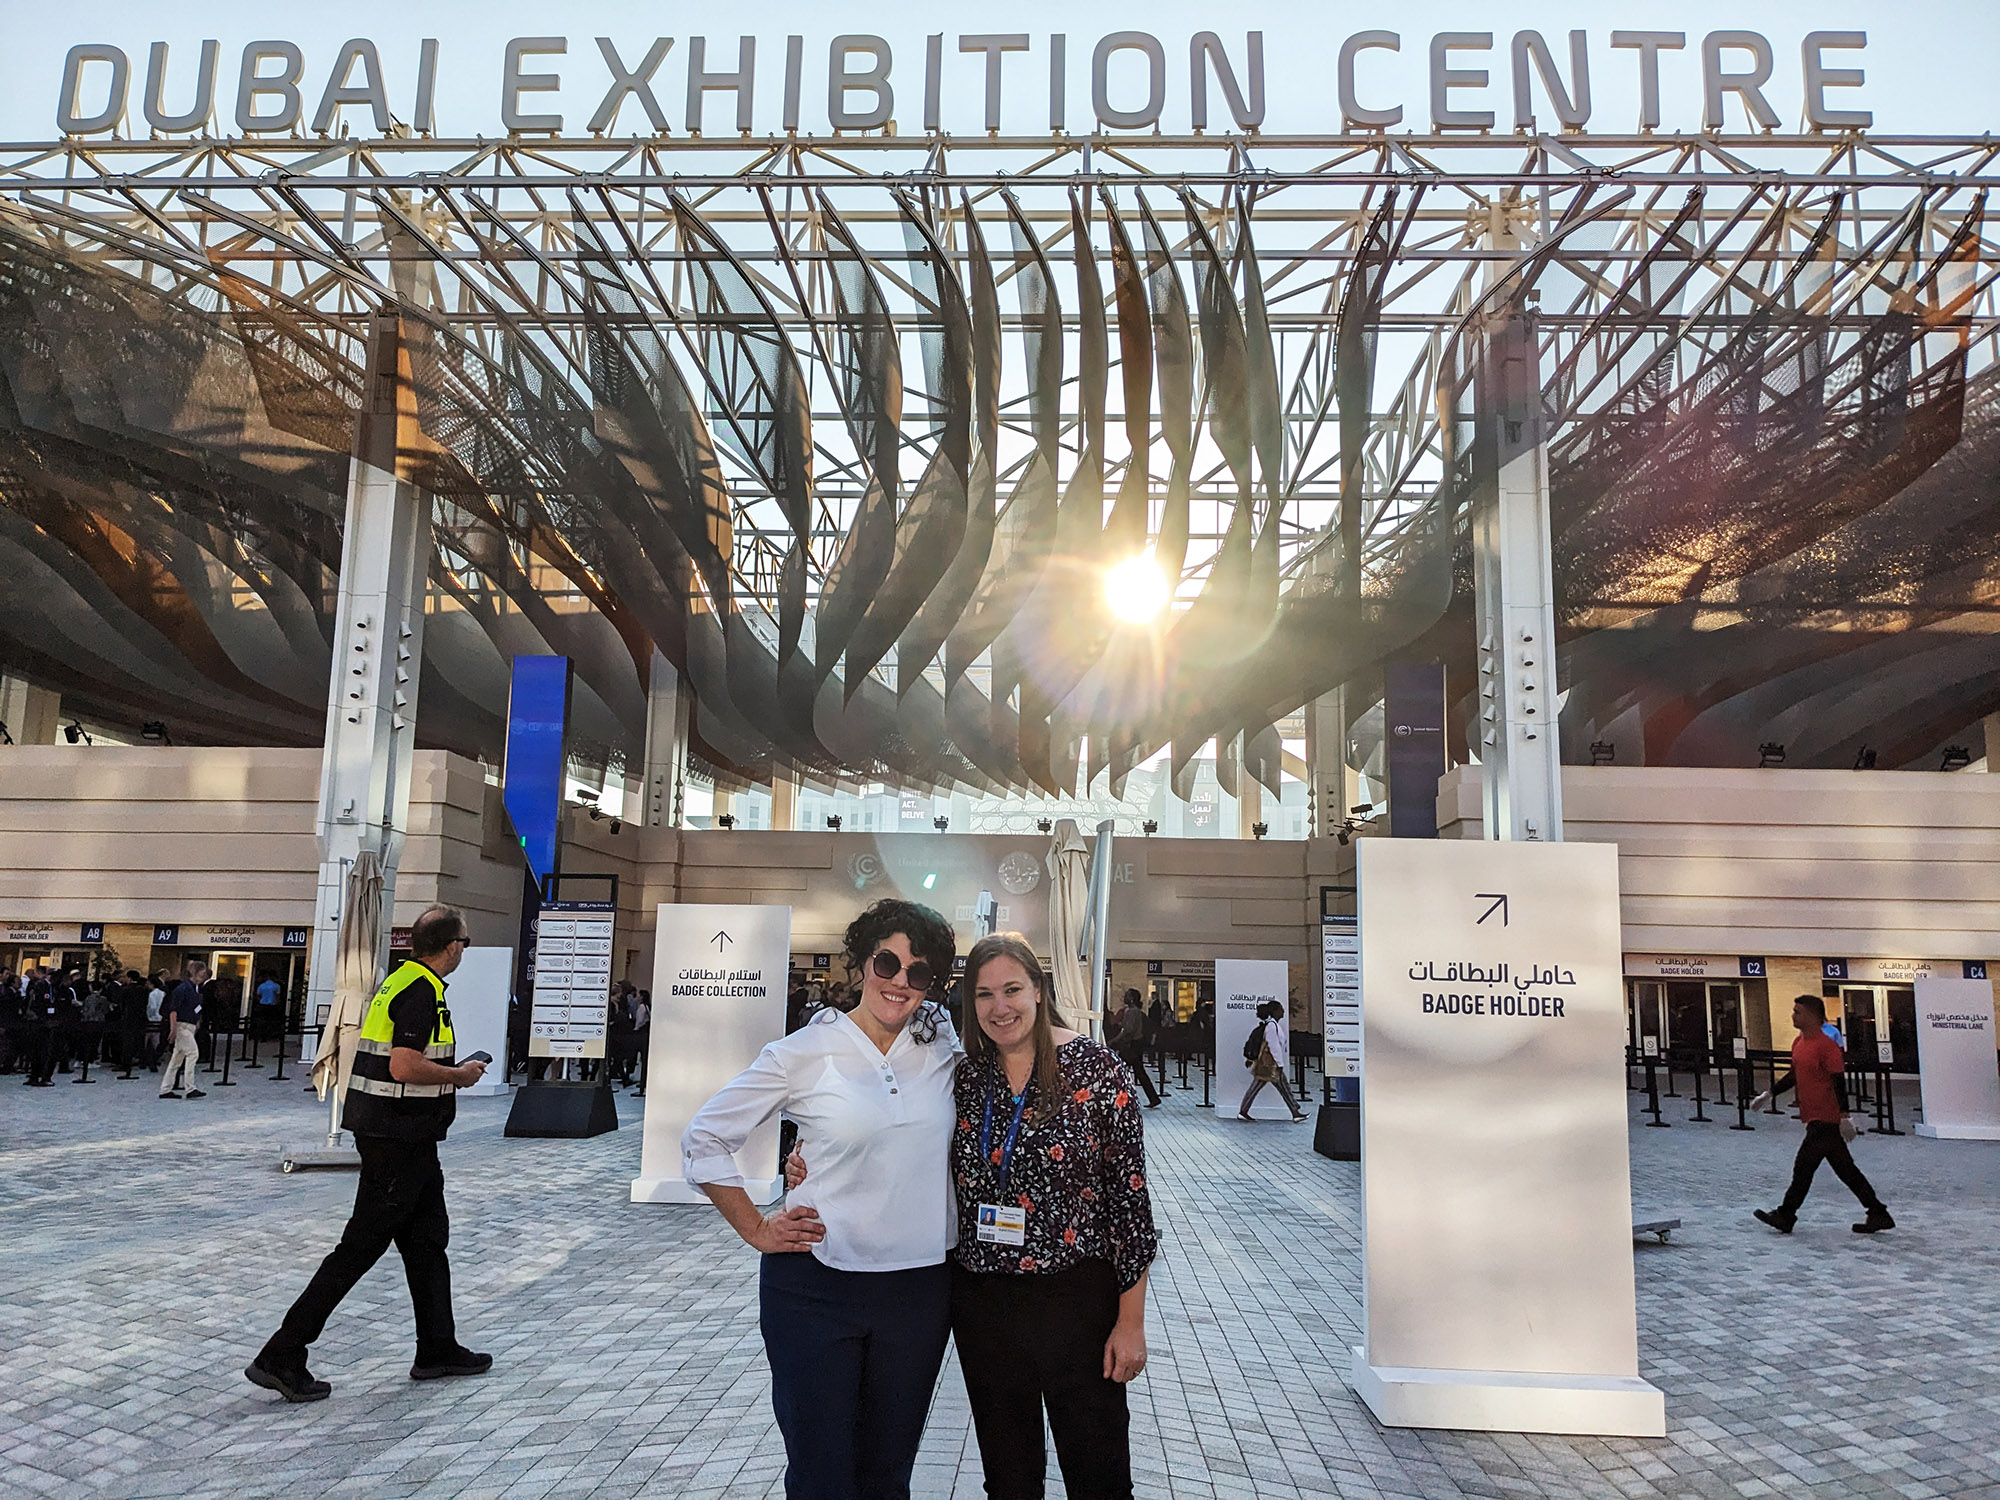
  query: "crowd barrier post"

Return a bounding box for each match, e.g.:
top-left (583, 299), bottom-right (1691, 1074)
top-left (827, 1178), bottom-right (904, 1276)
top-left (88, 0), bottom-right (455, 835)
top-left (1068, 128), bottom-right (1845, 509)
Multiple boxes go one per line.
top-left (215, 1023), bottom-right (238, 1086)
top-left (1640, 1038), bottom-right (1667, 1127)
top-left (1869, 1045), bottom-right (1904, 1135)
top-left (1661, 1052), bottom-right (1680, 1098)
top-left (72, 1030), bottom-right (96, 1084)
top-left (270, 1021), bottom-right (289, 1081)
top-left (1713, 1042), bottom-right (1732, 1105)
top-left (1156, 1045), bottom-right (1168, 1096)
top-left (1198, 1045), bottom-right (1213, 1109)
top-left (1686, 1052), bottom-right (1710, 1122)
top-left (1730, 1039), bottom-right (1754, 1130)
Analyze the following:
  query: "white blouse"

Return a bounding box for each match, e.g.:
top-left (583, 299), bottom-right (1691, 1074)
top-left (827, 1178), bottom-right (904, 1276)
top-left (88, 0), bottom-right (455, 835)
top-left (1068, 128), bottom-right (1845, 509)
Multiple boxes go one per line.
top-left (680, 1007), bottom-right (962, 1273)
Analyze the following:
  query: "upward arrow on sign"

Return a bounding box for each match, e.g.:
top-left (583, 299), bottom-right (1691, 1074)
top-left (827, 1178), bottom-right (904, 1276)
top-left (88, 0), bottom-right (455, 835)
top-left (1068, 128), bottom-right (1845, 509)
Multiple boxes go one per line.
top-left (711, 931), bottom-right (733, 952)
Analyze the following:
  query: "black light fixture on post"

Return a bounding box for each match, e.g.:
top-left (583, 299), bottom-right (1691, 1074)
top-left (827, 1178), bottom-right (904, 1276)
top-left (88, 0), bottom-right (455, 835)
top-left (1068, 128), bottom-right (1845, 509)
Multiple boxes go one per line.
top-left (1939, 745), bottom-right (1973, 772)
top-left (1853, 746), bottom-right (1878, 770)
top-left (1251, 821), bottom-right (1269, 840)
top-left (826, 814), bottom-right (843, 831)
top-left (1035, 818), bottom-right (1052, 833)
top-left (933, 815), bottom-right (949, 832)
top-left (1589, 740), bottom-right (1615, 765)
top-left (717, 813), bottom-right (737, 829)
top-left (1758, 742), bottom-right (1786, 767)
top-left (1141, 819), bottom-right (1157, 836)
top-left (140, 721), bottom-right (172, 745)
top-left (0, 720), bottom-right (12, 745)
top-left (62, 720), bottom-right (92, 745)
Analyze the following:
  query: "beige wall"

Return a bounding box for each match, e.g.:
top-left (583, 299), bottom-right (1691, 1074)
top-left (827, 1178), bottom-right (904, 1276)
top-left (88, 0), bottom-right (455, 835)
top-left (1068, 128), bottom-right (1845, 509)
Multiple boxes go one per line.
top-left (1440, 765), bottom-right (2000, 961)
top-left (7, 748), bottom-right (1996, 1033)
top-left (0, 746), bottom-right (525, 956)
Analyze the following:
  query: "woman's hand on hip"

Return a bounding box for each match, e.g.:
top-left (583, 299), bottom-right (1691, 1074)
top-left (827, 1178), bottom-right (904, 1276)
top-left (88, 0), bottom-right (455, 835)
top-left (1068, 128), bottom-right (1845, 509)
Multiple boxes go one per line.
top-left (1102, 1319), bottom-right (1147, 1383)
top-left (752, 1205), bottom-right (824, 1254)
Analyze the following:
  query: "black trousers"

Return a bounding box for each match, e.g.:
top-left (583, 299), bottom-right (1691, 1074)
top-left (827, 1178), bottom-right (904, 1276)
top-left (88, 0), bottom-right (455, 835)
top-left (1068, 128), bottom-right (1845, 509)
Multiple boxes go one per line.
top-left (1780, 1120), bottom-right (1886, 1216)
top-left (951, 1259), bottom-right (1131, 1500)
top-left (269, 1133), bottom-right (457, 1362)
top-left (760, 1253), bottom-right (951, 1500)
top-left (1112, 1043), bottom-right (1160, 1106)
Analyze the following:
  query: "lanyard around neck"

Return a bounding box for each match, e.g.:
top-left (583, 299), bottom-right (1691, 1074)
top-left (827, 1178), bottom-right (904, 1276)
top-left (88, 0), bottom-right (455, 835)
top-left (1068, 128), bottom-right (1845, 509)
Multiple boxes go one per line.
top-left (979, 1074), bottom-right (1032, 1199)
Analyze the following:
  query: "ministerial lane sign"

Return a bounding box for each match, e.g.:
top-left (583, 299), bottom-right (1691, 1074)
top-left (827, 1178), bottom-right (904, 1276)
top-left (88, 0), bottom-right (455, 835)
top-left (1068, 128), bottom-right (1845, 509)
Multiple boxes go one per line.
top-left (52, 28), bottom-right (1873, 140)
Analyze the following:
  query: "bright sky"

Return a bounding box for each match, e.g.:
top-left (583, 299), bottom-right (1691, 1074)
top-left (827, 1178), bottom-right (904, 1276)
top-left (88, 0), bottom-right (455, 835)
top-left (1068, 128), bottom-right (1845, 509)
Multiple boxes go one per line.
top-left (2, 1), bottom-right (1994, 142)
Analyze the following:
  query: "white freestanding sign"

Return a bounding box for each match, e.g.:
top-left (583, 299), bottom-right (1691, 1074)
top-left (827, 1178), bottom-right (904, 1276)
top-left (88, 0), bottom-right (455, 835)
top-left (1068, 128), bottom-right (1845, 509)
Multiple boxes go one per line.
top-left (631, 903), bottom-right (791, 1205)
top-left (1912, 967), bottom-right (2000, 1140)
top-left (449, 946), bottom-right (514, 1097)
top-left (1216, 959), bottom-right (1290, 1119)
top-left (1350, 839), bottom-right (1664, 1438)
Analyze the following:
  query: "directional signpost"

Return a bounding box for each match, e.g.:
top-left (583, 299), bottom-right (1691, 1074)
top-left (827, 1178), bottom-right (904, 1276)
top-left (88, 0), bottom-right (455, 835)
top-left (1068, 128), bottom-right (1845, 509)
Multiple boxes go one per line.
top-left (633, 902), bottom-right (792, 1205)
top-left (1348, 838), bottom-right (1665, 1437)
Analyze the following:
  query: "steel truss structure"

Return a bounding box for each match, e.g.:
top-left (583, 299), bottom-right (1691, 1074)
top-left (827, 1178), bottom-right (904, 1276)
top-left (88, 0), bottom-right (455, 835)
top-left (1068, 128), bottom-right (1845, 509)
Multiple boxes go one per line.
top-left (1, 129), bottom-right (1997, 793)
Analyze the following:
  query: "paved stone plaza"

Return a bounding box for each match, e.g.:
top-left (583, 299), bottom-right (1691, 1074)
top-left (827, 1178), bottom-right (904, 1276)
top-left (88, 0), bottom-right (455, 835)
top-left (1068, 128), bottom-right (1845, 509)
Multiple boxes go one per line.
top-left (2, 1062), bottom-right (1997, 1500)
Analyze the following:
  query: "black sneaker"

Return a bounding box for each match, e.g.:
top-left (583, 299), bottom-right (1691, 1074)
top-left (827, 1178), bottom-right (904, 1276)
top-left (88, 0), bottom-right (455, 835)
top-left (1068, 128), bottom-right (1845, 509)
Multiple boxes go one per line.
top-left (1754, 1208), bottom-right (1796, 1234)
top-left (410, 1346), bottom-right (492, 1381)
top-left (245, 1355), bottom-right (331, 1403)
top-left (1853, 1208), bottom-right (1895, 1234)
top-left (159, 1091), bottom-right (183, 1100)
top-left (184, 1089), bottom-right (207, 1099)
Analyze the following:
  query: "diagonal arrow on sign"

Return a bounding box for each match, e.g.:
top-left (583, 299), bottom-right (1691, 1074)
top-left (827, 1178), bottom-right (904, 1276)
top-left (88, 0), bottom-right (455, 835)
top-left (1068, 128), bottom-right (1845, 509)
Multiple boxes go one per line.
top-left (1474, 893), bottom-right (1508, 927)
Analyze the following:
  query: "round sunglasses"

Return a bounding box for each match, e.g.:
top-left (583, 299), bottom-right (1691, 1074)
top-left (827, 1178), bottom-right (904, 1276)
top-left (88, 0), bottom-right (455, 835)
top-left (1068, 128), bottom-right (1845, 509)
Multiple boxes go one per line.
top-left (869, 948), bottom-right (936, 993)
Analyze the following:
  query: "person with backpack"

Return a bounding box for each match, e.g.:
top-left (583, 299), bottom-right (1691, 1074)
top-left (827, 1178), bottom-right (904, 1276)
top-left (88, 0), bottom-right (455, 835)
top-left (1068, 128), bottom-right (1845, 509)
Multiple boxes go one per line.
top-left (1112, 989), bottom-right (1161, 1107)
top-left (1239, 1000), bottom-right (1306, 1122)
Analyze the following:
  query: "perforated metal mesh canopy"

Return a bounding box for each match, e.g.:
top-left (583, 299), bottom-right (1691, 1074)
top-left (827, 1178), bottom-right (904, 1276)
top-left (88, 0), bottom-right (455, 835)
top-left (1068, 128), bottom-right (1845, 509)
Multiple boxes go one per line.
top-left (1, 130), bottom-right (1995, 786)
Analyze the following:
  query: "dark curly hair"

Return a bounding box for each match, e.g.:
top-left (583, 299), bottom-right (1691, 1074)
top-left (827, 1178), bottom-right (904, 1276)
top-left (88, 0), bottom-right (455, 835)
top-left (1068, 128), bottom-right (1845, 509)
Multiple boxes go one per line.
top-left (842, 898), bottom-right (957, 1043)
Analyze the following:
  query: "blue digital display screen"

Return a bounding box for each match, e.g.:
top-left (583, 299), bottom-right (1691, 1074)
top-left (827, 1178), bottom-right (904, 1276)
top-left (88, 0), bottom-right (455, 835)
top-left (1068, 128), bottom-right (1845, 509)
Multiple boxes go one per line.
top-left (503, 655), bottom-right (571, 882)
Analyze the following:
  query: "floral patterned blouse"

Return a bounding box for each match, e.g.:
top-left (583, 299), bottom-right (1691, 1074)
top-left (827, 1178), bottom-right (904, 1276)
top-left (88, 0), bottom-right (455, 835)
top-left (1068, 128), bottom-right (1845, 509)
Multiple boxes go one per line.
top-left (950, 1037), bottom-right (1159, 1291)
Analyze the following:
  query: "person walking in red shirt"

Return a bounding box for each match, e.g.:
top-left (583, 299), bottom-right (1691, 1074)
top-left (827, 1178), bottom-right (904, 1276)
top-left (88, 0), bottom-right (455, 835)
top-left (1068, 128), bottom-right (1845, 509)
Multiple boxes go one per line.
top-left (1750, 994), bottom-right (1894, 1235)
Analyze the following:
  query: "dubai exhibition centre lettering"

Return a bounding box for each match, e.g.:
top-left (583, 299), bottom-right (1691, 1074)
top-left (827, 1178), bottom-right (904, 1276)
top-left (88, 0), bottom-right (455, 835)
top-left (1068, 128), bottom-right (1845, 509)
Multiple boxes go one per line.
top-left (52, 29), bottom-right (1873, 140)
top-left (633, 902), bottom-right (791, 1206)
top-left (1352, 838), bottom-right (1665, 1438)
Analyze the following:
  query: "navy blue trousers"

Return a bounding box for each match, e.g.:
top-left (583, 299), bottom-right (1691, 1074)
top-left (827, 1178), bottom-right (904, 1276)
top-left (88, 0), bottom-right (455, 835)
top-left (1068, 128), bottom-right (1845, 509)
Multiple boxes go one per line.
top-left (760, 1253), bottom-right (951, 1500)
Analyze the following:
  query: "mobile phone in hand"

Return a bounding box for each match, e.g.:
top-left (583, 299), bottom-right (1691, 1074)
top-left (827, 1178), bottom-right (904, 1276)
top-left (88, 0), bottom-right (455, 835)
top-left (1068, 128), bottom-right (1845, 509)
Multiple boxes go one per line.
top-left (463, 1050), bottom-right (493, 1066)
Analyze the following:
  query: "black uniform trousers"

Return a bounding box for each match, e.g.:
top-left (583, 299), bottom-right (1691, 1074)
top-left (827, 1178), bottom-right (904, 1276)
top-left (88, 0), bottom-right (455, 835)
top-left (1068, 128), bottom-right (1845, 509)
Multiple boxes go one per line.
top-left (269, 1133), bottom-right (457, 1362)
top-left (951, 1259), bottom-right (1132, 1500)
top-left (1779, 1120), bottom-right (1886, 1216)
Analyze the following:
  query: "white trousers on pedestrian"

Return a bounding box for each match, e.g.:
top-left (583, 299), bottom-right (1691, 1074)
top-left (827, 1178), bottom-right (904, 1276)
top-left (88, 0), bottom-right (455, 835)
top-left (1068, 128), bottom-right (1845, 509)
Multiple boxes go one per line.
top-left (159, 1023), bottom-right (200, 1094)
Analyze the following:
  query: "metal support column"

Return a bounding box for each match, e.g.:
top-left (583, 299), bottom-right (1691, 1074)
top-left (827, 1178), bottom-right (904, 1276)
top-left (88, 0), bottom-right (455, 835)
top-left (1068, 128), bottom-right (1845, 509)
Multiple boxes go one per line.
top-left (641, 649), bottom-right (690, 829)
top-left (1470, 303), bottom-right (1563, 843)
top-left (302, 312), bottom-right (434, 1082)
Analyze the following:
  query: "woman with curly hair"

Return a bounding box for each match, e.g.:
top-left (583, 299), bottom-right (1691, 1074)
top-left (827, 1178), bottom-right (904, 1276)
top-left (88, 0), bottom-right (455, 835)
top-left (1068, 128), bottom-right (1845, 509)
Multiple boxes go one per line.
top-left (789, 931), bottom-right (1159, 1499)
top-left (681, 897), bottom-right (960, 1500)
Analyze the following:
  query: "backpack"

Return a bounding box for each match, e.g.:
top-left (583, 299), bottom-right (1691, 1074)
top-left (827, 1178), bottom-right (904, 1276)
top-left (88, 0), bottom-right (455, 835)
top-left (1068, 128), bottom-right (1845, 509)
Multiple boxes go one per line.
top-left (1243, 1021), bottom-right (1268, 1066)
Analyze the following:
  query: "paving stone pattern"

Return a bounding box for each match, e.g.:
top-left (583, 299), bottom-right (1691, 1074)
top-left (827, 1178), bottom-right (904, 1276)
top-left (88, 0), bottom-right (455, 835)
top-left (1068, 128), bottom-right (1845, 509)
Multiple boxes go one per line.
top-left (2, 1062), bottom-right (1997, 1499)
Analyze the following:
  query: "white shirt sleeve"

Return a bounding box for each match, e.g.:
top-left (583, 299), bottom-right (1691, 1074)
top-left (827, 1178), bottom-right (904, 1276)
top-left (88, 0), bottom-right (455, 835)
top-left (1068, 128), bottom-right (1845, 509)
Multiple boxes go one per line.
top-left (681, 1043), bottom-right (792, 1189)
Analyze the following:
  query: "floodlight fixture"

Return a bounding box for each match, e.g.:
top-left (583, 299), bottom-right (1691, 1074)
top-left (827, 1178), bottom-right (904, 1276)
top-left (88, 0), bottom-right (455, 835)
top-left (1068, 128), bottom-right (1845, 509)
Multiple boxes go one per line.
top-left (1853, 746), bottom-right (1878, 770)
top-left (62, 720), bottom-right (92, 745)
top-left (1251, 821), bottom-right (1269, 840)
top-left (1036, 818), bottom-right (1053, 833)
top-left (1939, 745), bottom-right (1973, 772)
top-left (1141, 819), bottom-right (1157, 836)
top-left (826, 814), bottom-right (843, 831)
top-left (1757, 742), bottom-right (1786, 767)
top-left (1590, 741), bottom-right (1615, 765)
top-left (718, 813), bottom-right (737, 829)
top-left (933, 816), bottom-right (949, 831)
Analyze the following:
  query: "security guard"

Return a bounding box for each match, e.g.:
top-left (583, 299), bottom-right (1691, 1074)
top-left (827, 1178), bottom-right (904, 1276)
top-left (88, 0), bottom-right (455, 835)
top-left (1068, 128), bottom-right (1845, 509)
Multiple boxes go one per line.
top-left (246, 904), bottom-right (490, 1402)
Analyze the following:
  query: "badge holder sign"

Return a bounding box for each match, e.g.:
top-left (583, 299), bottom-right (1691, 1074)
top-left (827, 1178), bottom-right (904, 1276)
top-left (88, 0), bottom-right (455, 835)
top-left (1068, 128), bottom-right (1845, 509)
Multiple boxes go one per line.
top-left (1347, 838), bottom-right (1665, 1438)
